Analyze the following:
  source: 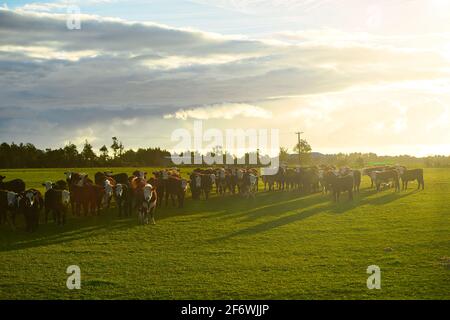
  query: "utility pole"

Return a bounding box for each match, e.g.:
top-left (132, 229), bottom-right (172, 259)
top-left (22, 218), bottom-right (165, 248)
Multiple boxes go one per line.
top-left (295, 131), bottom-right (304, 166)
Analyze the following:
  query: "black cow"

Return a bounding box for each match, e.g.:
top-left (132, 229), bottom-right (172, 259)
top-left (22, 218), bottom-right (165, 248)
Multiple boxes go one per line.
top-left (95, 171), bottom-right (128, 186)
top-left (399, 168), bottom-right (424, 190)
top-left (107, 172), bottom-right (129, 185)
top-left (0, 176), bottom-right (26, 193)
top-left (327, 172), bottom-right (354, 202)
top-left (0, 190), bottom-right (21, 226)
top-left (275, 167), bottom-right (287, 190)
top-left (54, 180), bottom-right (68, 190)
top-left (164, 176), bottom-right (188, 208)
top-left (152, 171), bottom-right (168, 207)
top-left (190, 173), bottom-right (202, 200)
top-left (114, 183), bottom-right (132, 217)
top-left (372, 170), bottom-right (400, 192)
top-left (20, 189), bottom-right (44, 232)
top-left (299, 168), bottom-right (320, 194)
top-left (363, 166), bottom-right (393, 188)
top-left (201, 173), bottom-right (213, 200)
top-left (353, 170), bottom-right (361, 193)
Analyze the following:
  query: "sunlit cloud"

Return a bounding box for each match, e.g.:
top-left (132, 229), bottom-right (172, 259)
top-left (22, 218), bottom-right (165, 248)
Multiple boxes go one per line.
top-left (164, 103), bottom-right (272, 120)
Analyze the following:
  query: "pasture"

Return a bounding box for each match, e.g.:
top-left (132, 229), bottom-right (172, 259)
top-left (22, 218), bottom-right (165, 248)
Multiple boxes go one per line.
top-left (0, 168), bottom-right (449, 300)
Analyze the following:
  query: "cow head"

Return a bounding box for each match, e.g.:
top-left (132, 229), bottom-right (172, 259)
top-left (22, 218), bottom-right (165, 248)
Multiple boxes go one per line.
top-left (7, 191), bottom-right (20, 208)
top-left (115, 184), bottom-right (124, 198)
top-left (195, 175), bottom-right (201, 188)
top-left (395, 166), bottom-right (406, 175)
top-left (181, 179), bottom-right (188, 191)
top-left (64, 172), bottom-right (72, 180)
top-left (143, 184), bottom-right (154, 202)
top-left (103, 180), bottom-right (114, 204)
top-left (75, 174), bottom-right (88, 186)
top-left (249, 174), bottom-right (257, 185)
top-left (24, 190), bottom-right (37, 207)
top-left (61, 190), bottom-right (71, 205)
top-left (42, 181), bottom-right (53, 191)
top-left (104, 179), bottom-right (113, 192)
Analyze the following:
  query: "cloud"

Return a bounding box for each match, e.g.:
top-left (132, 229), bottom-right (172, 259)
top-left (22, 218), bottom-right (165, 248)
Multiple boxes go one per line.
top-left (0, 8), bottom-right (447, 111)
top-left (164, 103), bottom-right (272, 120)
top-left (0, 6), bottom-right (449, 155)
top-left (190, 0), bottom-right (332, 15)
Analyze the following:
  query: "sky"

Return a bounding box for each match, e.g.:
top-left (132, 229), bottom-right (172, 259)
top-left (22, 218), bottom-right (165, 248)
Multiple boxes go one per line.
top-left (0, 0), bottom-right (450, 156)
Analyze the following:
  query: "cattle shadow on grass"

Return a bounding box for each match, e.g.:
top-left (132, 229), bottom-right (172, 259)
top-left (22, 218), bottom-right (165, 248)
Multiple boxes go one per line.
top-left (330, 189), bottom-right (417, 214)
top-left (0, 213), bottom-right (141, 252)
top-left (210, 202), bottom-right (331, 242)
top-left (209, 189), bottom-right (418, 241)
top-left (0, 188), bottom-right (419, 252)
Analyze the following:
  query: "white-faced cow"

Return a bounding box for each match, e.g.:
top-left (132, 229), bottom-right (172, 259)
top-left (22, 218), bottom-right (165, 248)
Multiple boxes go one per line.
top-left (137, 184), bottom-right (157, 225)
top-left (0, 190), bottom-right (21, 226)
top-left (114, 183), bottom-right (132, 217)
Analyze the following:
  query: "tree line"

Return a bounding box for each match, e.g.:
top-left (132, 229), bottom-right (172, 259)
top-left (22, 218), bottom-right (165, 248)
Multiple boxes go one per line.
top-left (0, 138), bottom-right (171, 168)
top-left (0, 138), bottom-right (449, 168)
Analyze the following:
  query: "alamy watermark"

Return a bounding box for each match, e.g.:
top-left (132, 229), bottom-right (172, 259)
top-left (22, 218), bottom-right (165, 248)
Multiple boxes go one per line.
top-left (367, 265), bottom-right (381, 290)
top-left (66, 5), bottom-right (81, 30)
top-left (66, 265), bottom-right (81, 290)
top-left (170, 121), bottom-right (280, 175)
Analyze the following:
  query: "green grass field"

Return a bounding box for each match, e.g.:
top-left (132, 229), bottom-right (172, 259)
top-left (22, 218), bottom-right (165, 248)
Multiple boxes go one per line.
top-left (0, 168), bottom-right (449, 300)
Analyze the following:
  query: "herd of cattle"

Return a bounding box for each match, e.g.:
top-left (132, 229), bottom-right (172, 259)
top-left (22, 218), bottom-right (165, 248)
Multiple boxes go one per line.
top-left (0, 165), bottom-right (424, 232)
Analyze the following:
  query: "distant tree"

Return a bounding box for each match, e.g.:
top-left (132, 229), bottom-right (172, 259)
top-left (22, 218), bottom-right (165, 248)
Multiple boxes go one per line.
top-left (294, 139), bottom-right (312, 164)
top-left (354, 156), bottom-right (365, 168)
top-left (118, 141), bottom-right (124, 157)
top-left (336, 153), bottom-right (349, 167)
top-left (279, 147), bottom-right (289, 164)
top-left (81, 140), bottom-right (97, 165)
top-left (99, 145), bottom-right (109, 160)
top-left (111, 137), bottom-right (120, 159)
top-left (63, 143), bottom-right (79, 166)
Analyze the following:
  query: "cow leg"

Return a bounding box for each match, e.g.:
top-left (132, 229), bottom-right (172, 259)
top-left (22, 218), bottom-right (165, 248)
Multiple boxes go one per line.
top-left (11, 210), bottom-right (17, 227)
top-left (150, 207), bottom-right (156, 225)
top-left (165, 192), bottom-right (170, 207)
top-left (117, 199), bottom-right (122, 217)
top-left (62, 208), bottom-right (67, 225)
top-left (128, 199), bottom-right (133, 216)
top-left (82, 201), bottom-right (89, 216)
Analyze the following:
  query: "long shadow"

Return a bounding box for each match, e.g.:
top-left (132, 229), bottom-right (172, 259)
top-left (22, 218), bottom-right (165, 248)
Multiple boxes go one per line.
top-left (210, 188), bottom-right (418, 241)
top-left (211, 202), bottom-right (332, 242)
top-left (0, 187), bottom-right (419, 252)
top-left (330, 189), bottom-right (418, 214)
top-left (0, 213), bottom-right (140, 253)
